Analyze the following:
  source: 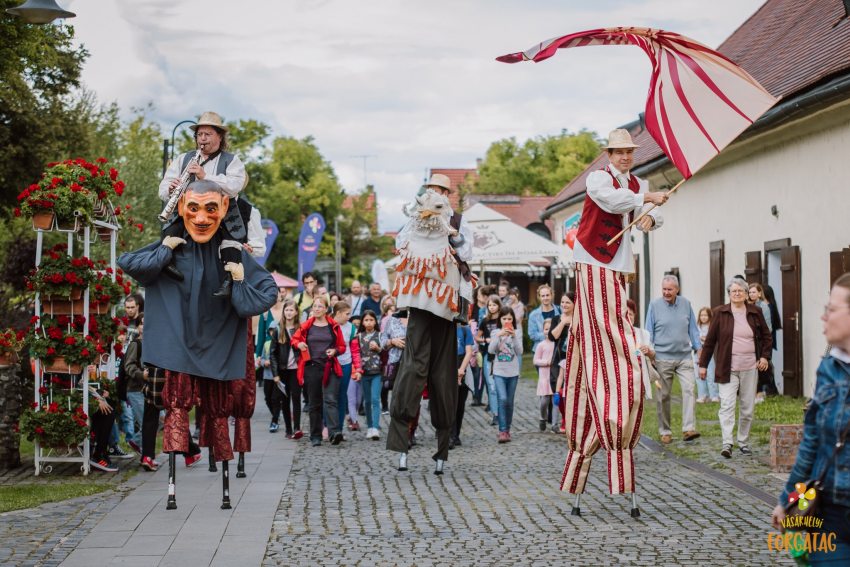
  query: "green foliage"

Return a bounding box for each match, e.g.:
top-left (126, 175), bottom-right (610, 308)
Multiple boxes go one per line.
top-left (0, 483), bottom-right (112, 513)
top-left (247, 136), bottom-right (345, 275)
top-left (340, 185), bottom-right (394, 271)
top-left (473, 130), bottom-right (602, 196)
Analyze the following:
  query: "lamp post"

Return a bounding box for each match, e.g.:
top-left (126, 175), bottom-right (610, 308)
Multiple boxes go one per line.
top-left (161, 119), bottom-right (197, 177)
top-left (334, 215), bottom-right (343, 293)
top-left (6, 0), bottom-right (74, 23)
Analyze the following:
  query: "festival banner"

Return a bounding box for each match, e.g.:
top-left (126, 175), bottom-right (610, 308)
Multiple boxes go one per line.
top-left (257, 219), bottom-right (279, 267)
top-left (297, 213), bottom-right (326, 290)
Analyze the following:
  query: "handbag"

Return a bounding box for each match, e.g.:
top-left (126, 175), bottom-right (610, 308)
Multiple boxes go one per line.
top-left (783, 419), bottom-right (850, 531)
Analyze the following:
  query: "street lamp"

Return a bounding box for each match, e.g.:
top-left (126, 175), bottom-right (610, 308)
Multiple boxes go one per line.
top-left (6, 0), bottom-right (75, 23)
top-left (161, 119), bottom-right (197, 177)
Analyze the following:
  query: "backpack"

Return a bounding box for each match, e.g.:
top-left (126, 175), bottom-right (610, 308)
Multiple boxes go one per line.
top-left (359, 331), bottom-right (382, 374)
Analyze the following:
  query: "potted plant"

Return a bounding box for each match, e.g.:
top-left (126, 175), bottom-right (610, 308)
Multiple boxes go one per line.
top-left (14, 158), bottom-right (126, 232)
top-left (89, 266), bottom-right (132, 313)
top-left (0, 328), bottom-right (26, 367)
top-left (26, 316), bottom-right (99, 374)
top-left (19, 399), bottom-right (89, 450)
top-left (26, 244), bottom-right (96, 303)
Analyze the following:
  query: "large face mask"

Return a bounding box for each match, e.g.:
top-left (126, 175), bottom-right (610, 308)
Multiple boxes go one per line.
top-left (178, 190), bottom-right (229, 243)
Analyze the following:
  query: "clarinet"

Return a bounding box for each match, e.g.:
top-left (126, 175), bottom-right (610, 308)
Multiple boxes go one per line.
top-left (158, 149), bottom-right (202, 222)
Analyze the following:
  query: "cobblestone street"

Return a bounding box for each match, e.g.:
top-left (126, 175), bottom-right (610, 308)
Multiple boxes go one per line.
top-left (266, 378), bottom-right (792, 566)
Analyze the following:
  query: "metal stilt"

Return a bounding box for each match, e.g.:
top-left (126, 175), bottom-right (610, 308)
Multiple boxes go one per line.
top-left (166, 453), bottom-right (177, 510)
top-left (221, 461), bottom-right (232, 509)
top-left (236, 452), bottom-right (246, 478)
top-left (571, 494), bottom-right (582, 516)
top-left (630, 492), bottom-right (640, 518)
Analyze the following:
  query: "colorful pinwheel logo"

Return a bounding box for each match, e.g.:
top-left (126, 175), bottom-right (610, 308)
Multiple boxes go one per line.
top-left (787, 482), bottom-right (816, 511)
top-left (309, 217), bottom-right (322, 233)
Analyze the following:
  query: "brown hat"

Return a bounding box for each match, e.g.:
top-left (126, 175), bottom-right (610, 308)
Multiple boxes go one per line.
top-left (190, 111), bottom-right (228, 133)
top-left (425, 173), bottom-right (452, 191)
top-left (605, 128), bottom-right (639, 149)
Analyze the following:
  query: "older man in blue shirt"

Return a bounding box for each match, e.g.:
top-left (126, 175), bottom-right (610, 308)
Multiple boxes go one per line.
top-left (645, 274), bottom-right (702, 444)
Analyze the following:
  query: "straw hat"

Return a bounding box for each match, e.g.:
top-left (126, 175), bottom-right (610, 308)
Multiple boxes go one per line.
top-left (190, 111), bottom-right (228, 133)
top-left (605, 129), bottom-right (639, 149)
top-left (425, 173), bottom-right (452, 191)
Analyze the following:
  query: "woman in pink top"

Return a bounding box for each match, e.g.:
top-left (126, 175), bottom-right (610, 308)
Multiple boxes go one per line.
top-left (532, 319), bottom-right (555, 432)
top-left (698, 277), bottom-right (771, 460)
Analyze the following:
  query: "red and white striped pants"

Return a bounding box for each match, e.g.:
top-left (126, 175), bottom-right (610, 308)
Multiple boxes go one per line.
top-left (560, 263), bottom-right (644, 495)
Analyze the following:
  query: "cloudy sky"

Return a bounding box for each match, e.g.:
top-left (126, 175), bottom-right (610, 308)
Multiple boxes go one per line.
top-left (63, 0), bottom-right (764, 231)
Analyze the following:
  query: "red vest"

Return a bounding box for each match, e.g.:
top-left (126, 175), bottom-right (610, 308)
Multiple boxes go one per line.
top-left (575, 167), bottom-right (640, 263)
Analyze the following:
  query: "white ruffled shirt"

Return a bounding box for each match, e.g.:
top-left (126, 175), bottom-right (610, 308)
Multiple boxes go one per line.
top-left (572, 163), bottom-right (663, 273)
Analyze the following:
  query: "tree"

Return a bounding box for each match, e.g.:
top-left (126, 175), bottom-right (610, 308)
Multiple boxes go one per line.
top-left (338, 185), bottom-right (394, 286)
top-left (246, 136), bottom-right (346, 276)
top-left (0, 10), bottom-right (91, 207)
top-left (473, 130), bottom-right (601, 196)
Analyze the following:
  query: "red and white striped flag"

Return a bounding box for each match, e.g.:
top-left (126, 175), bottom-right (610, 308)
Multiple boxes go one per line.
top-left (497, 27), bottom-right (778, 179)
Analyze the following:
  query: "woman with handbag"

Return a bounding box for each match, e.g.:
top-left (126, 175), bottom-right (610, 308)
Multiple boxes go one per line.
top-left (269, 300), bottom-right (303, 439)
top-left (698, 277), bottom-right (772, 459)
top-left (771, 273), bottom-right (850, 564)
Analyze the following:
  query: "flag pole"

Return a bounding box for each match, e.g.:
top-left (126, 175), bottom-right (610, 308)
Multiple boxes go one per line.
top-left (606, 178), bottom-right (686, 246)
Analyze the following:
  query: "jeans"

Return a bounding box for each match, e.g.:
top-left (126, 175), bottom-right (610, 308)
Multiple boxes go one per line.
top-left (119, 401), bottom-right (136, 444)
top-left (494, 375), bottom-right (518, 433)
top-left (809, 502), bottom-right (850, 564)
top-left (347, 375), bottom-right (363, 425)
top-left (125, 391), bottom-right (144, 446)
top-left (361, 374), bottom-right (382, 429)
top-left (655, 357), bottom-right (697, 435)
top-left (718, 368), bottom-right (758, 447)
top-left (696, 357), bottom-right (719, 400)
top-left (337, 363), bottom-right (351, 429)
top-left (471, 365), bottom-right (484, 403)
top-left (483, 357), bottom-right (499, 416)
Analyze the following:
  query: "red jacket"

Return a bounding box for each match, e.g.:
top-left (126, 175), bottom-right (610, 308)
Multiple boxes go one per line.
top-left (291, 317), bottom-right (347, 386)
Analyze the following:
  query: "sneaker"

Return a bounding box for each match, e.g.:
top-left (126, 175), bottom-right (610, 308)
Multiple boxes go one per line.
top-left (140, 456), bottom-right (158, 471)
top-left (710, 397), bottom-right (720, 403)
top-left (505, 431), bottom-right (512, 443)
top-left (739, 445), bottom-right (752, 456)
top-left (497, 432), bottom-right (508, 444)
top-left (269, 422), bottom-right (279, 433)
top-left (381, 409), bottom-right (389, 416)
top-left (311, 438), bottom-right (321, 447)
top-left (109, 445), bottom-right (133, 460)
top-left (331, 432), bottom-right (344, 445)
top-left (695, 397), bottom-right (706, 404)
top-left (682, 431), bottom-right (701, 442)
top-left (90, 457), bottom-right (118, 472)
top-left (721, 444), bottom-right (732, 459)
top-left (184, 452), bottom-right (203, 468)
top-left (660, 434), bottom-right (673, 445)
top-left (490, 416), bottom-right (498, 426)
top-left (349, 422), bottom-right (360, 432)
top-left (754, 393), bottom-right (765, 404)
top-left (367, 428), bottom-right (380, 440)
top-left (292, 430), bottom-right (304, 440)
top-left (127, 440), bottom-right (141, 454)
top-left (539, 419), bottom-right (547, 432)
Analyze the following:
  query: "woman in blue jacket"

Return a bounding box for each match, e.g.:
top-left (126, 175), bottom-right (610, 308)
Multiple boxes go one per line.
top-left (772, 273), bottom-right (850, 564)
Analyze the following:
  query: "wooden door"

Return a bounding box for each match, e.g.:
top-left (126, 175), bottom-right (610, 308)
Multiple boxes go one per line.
top-left (780, 245), bottom-right (802, 397)
top-left (709, 241), bottom-right (724, 308)
top-left (830, 247), bottom-right (850, 287)
top-left (744, 251), bottom-right (763, 285)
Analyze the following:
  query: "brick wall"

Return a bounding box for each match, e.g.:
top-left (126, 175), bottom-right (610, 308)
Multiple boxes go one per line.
top-left (0, 364), bottom-right (23, 470)
top-left (770, 424), bottom-right (803, 472)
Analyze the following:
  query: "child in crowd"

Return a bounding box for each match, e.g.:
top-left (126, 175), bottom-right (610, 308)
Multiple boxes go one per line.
top-left (488, 306), bottom-right (523, 443)
top-left (533, 319), bottom-right (555, 432)
top-left (696, 307), bottom-right (719, 403)
top-left (332, 301), bottom-right (362, 435)
top-left (554, 358), bottom-right (567, 434)
top-left (477, 295), bottom-right (503, 425)
top-left (357, 310), bottom-right (383, 440)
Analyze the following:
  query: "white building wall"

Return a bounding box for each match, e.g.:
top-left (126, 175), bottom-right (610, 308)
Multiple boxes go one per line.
top-left (645, 108), bottom-right (850, 397)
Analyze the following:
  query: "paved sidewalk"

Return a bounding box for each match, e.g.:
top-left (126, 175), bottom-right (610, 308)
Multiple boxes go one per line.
top-left (59, 398), bottom-right (295, 566)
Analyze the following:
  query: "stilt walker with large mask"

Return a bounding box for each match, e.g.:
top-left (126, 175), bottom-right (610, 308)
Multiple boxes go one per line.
top-left (386, 175), bottom-right (474, 475)
top-left (559, 129), bottom-right (666, 517)
top-left (119, 179), bottom-right (277, 510)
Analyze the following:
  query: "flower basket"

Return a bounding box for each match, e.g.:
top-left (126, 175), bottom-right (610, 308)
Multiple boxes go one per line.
top-left (27, 245), bottom-right (95, 300)
top-left (19, 402), bottom-right (89, 448)
top-left (0, 351), bottom-right (19, 368)
top-left (0, 329), bottom-right (25, 368)
top-left (43, 356), bottom-right (83, 374)
top-left (14, 158), bottom-right (127, 230)
top-left (32, 211), bottom-right (55, 231)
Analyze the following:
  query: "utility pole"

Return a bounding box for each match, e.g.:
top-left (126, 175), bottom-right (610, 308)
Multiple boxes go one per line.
top-left (334, 215), bottom-right (343, 292)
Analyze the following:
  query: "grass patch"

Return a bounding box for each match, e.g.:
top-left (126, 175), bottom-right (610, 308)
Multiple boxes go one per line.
top-left (0, 483), bottom-right (112, 513)
top-left (640, 373), bottom-right (806, 455)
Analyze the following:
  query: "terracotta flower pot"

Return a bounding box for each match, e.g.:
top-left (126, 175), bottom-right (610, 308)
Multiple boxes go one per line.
top-left (44, 356), bottom-right (82, 374)
top-left (32, 211), bottom-right (55, 231)
top-left (42, 299), bottom-right (110, 316)
top-left (96, 226), bottom-right (113, 242)
top-left (42, 286), bottom-right (84, 302)
top-left (0, 351), bottom-right (19, 368)
top-left (55, 214), bottom-right (80, 233)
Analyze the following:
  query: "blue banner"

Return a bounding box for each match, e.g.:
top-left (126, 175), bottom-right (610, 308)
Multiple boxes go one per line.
top-left (257, 219), bottom-right (279, 267)
top-left (297, 213), bottom-right (326, 290)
